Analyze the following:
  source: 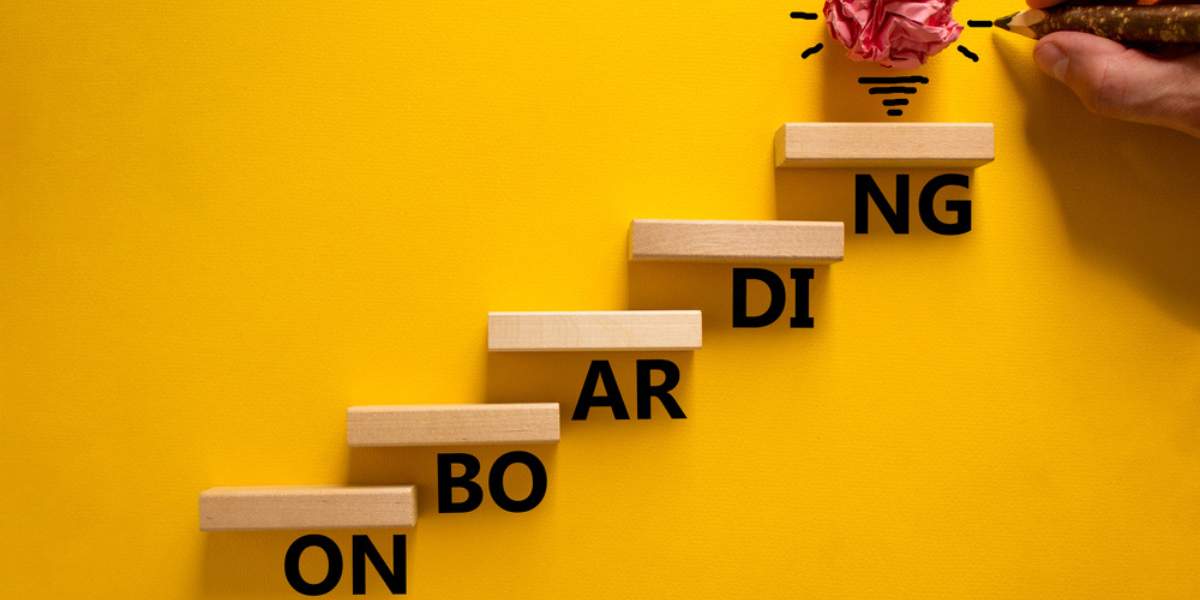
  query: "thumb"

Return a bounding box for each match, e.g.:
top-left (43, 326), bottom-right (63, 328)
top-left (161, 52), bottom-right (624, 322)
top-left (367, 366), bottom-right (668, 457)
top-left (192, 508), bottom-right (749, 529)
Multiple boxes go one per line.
top-left (1033, 32), bottom-right (1195, 130)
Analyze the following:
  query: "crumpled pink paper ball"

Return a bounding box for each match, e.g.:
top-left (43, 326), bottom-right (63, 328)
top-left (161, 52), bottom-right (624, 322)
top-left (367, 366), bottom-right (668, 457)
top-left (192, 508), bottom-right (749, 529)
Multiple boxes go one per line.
top-left (823, 0), bottom-right (963, 69)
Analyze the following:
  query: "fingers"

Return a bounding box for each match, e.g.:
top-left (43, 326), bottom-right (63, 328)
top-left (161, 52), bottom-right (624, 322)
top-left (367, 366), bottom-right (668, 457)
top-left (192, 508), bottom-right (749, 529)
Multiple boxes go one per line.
top-left (1033, 32), bottom-right (1200, 135)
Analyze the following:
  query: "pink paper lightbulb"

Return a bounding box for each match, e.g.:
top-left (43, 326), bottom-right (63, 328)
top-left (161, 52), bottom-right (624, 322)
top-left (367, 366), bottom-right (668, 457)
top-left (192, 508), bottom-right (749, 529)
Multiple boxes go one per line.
top-left (824, 0), bottom-right (963, 69)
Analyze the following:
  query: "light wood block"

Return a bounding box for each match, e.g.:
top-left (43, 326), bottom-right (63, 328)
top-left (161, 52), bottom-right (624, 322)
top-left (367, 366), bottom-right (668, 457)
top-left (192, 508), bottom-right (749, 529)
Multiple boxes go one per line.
top-left (774, 122), bottom-right (995, 168)
top-left (199, 486), bottom-right (416, 531)
top-left (347, 403), bottom-right (560, 447)
top-left (629, 219), bottom-right (843, 264)
top-left (488, 310), bottom-right (701, 351)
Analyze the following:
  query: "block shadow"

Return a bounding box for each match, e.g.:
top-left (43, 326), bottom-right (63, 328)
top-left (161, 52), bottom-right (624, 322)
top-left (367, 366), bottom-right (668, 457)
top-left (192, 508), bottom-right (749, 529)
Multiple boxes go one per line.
top-left (486, 349), bottom-right (697, 437)
top-left (625, 261), bottom-right (832, 339)
top-left (199, 528), bottom-right (416, 597)
top-left (995, 39), bottom-right (1200, 329)
top-left (346, 444), bottom-right (558, 521)
top-left (773, 168), bottom-right (979, 246)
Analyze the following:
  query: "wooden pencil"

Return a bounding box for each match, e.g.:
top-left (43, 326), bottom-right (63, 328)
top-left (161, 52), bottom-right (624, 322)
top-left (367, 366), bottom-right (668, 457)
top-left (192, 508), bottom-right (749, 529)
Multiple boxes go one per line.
top-left (1055, 0), bottom-right (1192, 5)
top-left (996, 4), bottom-right (1200, 42)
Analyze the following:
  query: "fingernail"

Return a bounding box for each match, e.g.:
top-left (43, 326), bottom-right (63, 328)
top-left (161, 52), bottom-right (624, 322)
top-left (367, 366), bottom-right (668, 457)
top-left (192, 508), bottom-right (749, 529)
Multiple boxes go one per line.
top-left (1034, 42), bottom-right (1068, 81)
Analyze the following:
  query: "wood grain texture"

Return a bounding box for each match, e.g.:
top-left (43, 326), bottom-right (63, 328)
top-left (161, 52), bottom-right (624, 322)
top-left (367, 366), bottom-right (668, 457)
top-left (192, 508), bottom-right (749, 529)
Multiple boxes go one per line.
top-left (629, 219), bottom-right (844, 263)
top-left (488, 310), bottom-right (702, 351)
top-left (199, 486), bottom-right (416, 531)
top-left (774, 123), bottom-right (995, 167)
top-left (347, 403), bottom-right (560, 447)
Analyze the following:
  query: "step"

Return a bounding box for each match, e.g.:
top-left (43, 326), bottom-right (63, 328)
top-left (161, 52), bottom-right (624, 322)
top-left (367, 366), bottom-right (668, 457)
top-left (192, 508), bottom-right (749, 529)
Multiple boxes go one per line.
top-left (488, 310), bottom-right (702, 351)
top-left (774, 122), bottom-right (994, 168)
top-left (629, 219), bottom-right (843, 263)
top-left (347, 403), bottom-right (560, 447)
top-left (199, 485), bottom-right (416, 531)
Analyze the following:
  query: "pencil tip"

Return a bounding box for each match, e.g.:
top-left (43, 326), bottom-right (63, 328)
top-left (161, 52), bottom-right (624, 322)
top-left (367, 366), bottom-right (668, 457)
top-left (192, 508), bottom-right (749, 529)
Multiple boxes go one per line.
top-left (994, 12), bottom-right (1016, 30)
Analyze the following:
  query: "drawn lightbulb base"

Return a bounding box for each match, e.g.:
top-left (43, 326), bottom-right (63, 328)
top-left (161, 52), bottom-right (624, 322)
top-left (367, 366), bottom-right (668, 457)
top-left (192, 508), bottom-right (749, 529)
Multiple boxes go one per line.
top-left (858, 75), bottom-right (928, 117)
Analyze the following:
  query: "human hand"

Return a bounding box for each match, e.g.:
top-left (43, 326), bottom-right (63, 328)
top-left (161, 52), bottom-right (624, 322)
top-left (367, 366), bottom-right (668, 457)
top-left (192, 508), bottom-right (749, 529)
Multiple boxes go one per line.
top-left (1028, 0), bottom-right (1200, 138)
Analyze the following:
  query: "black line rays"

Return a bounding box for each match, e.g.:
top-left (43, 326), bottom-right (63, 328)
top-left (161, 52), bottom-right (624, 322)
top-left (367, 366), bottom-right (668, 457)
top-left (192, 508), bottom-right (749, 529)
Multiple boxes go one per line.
top-left (960, 19), bottom-right (991, 61)
top-left (790, 10), bottom-right (825, 58)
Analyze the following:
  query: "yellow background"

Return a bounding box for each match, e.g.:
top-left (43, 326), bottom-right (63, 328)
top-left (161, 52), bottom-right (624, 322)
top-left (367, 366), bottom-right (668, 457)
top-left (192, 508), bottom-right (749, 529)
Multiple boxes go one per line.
top-left (3, 1), bottom-right (1200, 597)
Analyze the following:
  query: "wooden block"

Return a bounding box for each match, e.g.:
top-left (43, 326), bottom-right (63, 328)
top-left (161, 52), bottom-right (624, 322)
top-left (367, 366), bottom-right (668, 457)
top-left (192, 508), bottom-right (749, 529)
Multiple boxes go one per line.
top-left (774, 122), bottom-right (995, 168)
top-left (488, 310), bottom-right (701, 351)
top-left (199, 486), bottom-right (416, 531)
top-left (629, 219), bottom-right (843, 264)
top-left (347, 403), bottom-right (560, 447)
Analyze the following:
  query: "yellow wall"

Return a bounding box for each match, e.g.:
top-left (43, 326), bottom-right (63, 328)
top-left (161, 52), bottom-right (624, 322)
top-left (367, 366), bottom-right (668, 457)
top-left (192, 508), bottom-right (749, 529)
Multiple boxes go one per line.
top-left (3, 1), bottom-right (1200, 597)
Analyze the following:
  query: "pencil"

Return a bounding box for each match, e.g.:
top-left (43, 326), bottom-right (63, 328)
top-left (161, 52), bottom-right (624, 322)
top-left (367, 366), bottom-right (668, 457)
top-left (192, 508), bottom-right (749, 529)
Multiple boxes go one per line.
top-left (1049, 0), bottom-right (1191, 5)
top-left (995, 4), bottom-right (1200, 42)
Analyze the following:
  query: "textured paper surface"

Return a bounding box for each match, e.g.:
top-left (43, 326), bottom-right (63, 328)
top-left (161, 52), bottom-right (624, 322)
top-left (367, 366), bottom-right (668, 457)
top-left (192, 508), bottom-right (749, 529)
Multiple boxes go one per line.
top-left (3, 0), bottom-right (1200, 598)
